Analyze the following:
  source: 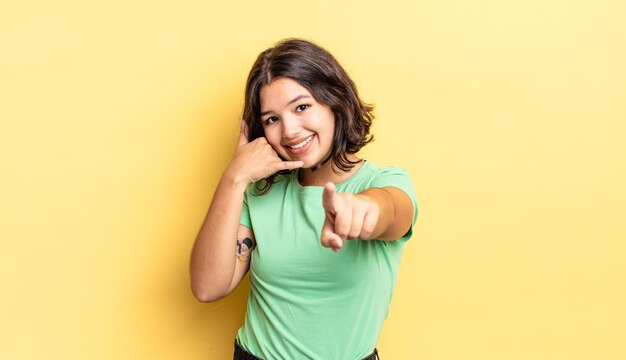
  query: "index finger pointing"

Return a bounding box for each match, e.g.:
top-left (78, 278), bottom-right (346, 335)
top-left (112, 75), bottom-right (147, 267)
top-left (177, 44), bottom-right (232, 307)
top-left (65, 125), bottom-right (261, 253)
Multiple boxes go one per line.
top-left (322, 182), bottom-right (337, 214)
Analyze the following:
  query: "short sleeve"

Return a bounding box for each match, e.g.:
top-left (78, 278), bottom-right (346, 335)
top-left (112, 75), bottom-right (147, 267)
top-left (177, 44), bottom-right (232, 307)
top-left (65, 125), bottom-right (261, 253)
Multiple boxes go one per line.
top-left (239, 188), bottom-right (252, 228)
top-left (369, 166), bottom-right (418, 242)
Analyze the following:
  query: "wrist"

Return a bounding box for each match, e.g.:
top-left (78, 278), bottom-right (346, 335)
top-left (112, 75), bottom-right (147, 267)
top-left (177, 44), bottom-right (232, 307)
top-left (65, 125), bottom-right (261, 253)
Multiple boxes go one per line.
top-left (222, 168), bottom-right (250, 191)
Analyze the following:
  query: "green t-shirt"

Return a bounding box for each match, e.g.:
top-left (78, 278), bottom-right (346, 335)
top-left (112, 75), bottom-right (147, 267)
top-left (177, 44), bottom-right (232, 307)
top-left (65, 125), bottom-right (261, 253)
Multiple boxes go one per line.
top-left (236, 161), bottom-right (418, 360)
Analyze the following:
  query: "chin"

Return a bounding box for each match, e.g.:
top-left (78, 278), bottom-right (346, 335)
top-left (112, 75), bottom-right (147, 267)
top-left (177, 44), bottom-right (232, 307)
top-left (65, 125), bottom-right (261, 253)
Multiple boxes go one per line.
top-left (302, 157), bottom-right (327, 170)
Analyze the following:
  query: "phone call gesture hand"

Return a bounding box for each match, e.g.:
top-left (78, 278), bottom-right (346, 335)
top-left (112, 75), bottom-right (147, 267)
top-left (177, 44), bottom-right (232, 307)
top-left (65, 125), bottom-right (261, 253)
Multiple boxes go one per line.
top-left (226, 120), bottom-right (304, 186)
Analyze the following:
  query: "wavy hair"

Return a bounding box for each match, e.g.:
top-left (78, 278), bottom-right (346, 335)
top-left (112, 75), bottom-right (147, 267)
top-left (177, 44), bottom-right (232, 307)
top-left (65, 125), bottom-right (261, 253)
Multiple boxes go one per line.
top-left (242, 38), bottom-right (374, 194)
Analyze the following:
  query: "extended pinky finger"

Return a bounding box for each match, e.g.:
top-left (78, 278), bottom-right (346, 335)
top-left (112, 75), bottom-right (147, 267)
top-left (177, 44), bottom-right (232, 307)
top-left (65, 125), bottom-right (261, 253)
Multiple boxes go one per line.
top-left (277, 160), bottom-right (304, 170)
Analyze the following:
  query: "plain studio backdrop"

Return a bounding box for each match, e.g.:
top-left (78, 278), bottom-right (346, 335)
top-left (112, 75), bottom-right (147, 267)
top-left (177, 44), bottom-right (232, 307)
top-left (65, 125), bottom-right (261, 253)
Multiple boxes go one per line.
top-left (1, 0), bottom-right (624, 359)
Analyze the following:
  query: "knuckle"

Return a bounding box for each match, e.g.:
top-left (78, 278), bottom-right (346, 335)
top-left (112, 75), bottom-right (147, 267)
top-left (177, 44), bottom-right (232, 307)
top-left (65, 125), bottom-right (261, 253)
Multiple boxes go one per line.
top-left (336, 226), bottom-right (349, 238)
top-left (361, 225), bottom-right (375, 239)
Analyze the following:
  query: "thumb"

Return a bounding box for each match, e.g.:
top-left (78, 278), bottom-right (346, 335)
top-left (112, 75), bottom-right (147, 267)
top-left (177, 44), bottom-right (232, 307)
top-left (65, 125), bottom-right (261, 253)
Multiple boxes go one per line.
top-left (321, 213), bottom-right (343, 252)
top-left (237, 120), bottom-right (249, 147)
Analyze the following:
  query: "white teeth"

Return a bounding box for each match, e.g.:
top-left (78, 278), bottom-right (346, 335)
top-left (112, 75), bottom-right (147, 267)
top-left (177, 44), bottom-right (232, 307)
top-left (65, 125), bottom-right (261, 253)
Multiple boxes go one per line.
top-left (289, 135), bottom-right (313, 149)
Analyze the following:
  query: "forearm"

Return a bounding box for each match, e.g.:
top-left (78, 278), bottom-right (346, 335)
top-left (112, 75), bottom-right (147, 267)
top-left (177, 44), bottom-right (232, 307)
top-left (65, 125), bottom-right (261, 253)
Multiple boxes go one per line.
top-left (357, 187), bottom-right (411, 241)
top-left (190, 171), bottom-right (247, 301)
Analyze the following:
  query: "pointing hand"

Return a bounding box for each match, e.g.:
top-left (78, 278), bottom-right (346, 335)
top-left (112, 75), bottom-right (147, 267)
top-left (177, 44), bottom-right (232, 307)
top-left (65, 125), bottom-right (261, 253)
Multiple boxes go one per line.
top-left (320, 182), bottom-right (380, 252)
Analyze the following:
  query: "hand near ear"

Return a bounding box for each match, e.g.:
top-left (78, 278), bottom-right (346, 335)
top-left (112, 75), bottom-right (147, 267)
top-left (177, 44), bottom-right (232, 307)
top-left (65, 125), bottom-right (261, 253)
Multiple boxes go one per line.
top-left (320, 182), bottom-right (380, 252)
top-left (226, 120), bottom-right (303, 185)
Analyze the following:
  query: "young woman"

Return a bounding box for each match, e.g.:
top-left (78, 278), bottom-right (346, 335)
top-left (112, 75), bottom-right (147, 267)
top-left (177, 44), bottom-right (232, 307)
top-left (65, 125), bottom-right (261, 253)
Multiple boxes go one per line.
top-left (190, 38), bottom-right (418, 360)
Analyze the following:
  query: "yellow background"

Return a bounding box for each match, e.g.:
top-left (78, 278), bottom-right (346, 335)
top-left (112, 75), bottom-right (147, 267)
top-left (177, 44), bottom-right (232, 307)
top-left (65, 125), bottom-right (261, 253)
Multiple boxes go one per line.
top-left (1, 0), bottom-right (625, 359)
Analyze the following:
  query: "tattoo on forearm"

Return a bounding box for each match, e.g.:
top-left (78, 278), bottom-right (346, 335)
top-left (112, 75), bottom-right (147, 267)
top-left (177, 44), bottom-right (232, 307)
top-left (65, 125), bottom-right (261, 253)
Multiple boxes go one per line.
top-left (236, 237), bottom-right (254, 263)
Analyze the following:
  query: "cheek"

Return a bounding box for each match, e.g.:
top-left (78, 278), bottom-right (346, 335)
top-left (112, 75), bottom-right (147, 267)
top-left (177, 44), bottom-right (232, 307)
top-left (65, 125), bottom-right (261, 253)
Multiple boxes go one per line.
top-left (261, 126), bottom-right (277, 141)
top-left (322, 111), bottom-right (336, 137)
top-left (263, 129), bottom-right (283, 150)
top-left (322, 119), bottom-right (335, 142)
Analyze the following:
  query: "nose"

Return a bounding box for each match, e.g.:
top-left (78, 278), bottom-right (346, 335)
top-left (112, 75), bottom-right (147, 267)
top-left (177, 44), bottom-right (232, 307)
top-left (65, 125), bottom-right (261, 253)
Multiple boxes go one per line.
top-left (281, 114), bottom-right (301, 139)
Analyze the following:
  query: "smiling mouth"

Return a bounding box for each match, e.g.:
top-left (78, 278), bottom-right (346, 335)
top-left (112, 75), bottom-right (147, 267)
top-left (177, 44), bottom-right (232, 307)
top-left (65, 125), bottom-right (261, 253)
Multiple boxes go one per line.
top-left (287, 135), bottom-right (314, 149)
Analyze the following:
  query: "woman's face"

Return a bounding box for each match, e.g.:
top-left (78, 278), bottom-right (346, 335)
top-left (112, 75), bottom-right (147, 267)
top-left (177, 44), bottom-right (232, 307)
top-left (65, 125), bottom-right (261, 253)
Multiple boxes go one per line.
top-left (259, 77), bottom-right (335, 168)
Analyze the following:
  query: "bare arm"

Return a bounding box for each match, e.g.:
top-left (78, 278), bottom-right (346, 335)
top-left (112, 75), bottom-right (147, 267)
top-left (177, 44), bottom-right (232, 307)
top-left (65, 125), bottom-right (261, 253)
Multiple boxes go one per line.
top-left (189, 174), bottom-right (249, 302)
top-left (357, 186), bottom-right (413, 240)
top-left (189, 120), bottom-right (303, 302)
top-left (320, 183), bottom-right (414, 251)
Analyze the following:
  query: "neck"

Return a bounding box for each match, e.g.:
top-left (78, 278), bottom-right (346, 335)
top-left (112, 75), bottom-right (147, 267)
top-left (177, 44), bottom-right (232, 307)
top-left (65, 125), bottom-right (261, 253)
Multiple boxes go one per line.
top-left (298, 155), bottom-right (363, 187)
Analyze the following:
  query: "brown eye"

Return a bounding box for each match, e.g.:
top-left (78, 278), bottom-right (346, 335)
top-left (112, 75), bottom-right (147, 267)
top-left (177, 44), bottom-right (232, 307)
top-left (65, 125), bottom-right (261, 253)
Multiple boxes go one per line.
top-left (265, 116), bottom-right (278, 124)
top-left (296, 104), bottom-right (309, 112)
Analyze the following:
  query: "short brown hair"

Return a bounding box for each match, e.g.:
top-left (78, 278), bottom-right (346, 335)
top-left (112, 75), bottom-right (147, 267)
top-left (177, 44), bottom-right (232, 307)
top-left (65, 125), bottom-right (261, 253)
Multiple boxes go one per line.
top-left (242, 38), bottom-right (374, 194)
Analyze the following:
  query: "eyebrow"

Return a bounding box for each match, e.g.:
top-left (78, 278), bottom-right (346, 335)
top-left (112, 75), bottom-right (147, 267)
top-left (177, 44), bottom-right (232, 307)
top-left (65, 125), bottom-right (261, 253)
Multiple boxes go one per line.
top-left (260, 94), bottom-right (311, 116)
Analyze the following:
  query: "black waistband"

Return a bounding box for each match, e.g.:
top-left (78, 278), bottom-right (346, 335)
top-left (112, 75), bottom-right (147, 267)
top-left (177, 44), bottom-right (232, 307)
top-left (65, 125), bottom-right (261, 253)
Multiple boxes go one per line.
top-left (234, 340), bottom-right (380, 360)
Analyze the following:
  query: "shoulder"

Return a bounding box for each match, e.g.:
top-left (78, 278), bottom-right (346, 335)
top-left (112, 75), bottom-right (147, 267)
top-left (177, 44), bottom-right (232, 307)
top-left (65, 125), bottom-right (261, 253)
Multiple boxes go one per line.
top-left (339, 161), bottom-right (416, 202)
top-left (358, 161), bottom-right (414, 188)
top-left (360, 161), bottom-right (418, 215)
